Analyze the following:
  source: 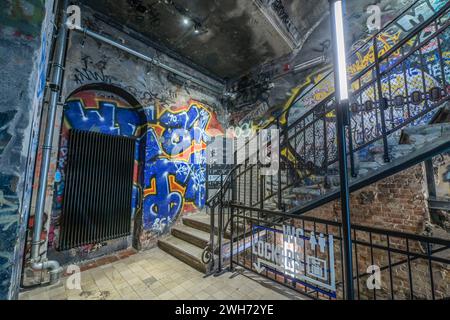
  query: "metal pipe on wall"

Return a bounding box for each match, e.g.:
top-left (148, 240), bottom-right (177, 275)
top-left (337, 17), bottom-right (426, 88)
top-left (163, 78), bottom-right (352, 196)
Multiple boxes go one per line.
top-left (72, 25), bottom-right (224, 95)
top-left (30, 0), bottom-right (69, 282)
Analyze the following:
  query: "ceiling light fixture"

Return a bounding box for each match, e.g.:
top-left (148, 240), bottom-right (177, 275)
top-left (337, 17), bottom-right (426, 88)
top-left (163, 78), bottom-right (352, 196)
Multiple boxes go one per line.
top-left (183, 17), bottom-right (189, 25)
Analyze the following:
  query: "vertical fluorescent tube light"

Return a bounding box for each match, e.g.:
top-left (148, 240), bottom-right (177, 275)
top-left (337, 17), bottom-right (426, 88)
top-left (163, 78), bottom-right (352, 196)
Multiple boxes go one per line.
top-left (333, 0), bottom-right (348, 102)
top-left (329, 0), bottom-right (354, 300)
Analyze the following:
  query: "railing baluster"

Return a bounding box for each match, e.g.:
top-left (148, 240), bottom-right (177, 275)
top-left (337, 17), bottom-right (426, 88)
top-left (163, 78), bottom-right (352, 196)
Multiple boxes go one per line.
top-left (373, 37), bottom-right (391, 163)
top-left (217, 174), bottom-right (224, 273)
top-left (250, 164), bottom-right (254, 207)
top-left (244, 160), bottom-right (247, 206)
top-left (323, 108), bottom-right (329, 175)
top-left (347, 109), bottom-right (357, 177)
top-left (277, 118), bottom-right (282, 210)
top-left (359, 78), bottom-right (366, 146)
top-left (406, 239), bottom-right (414, 300)
top-left (369, 232), bottom-right (376, 300)
top-left (339, 225), bottom-right (346, 299)
top-left (400, 46), bottom-right (412, 119)
top-left (418, 38), bottom-right (431, 113)
top-left (426, 242), bottom-right (435, 300)
top-left (385, 65), bottom-right (393, 130)
top-left (436, 30), bottom-right (447, 94)
top-left (387, 235), bottom-right (395, 299)
top-left (229, 207), bottom-right (234, 272)
top-left (353, 229), bottom-right (360, 299)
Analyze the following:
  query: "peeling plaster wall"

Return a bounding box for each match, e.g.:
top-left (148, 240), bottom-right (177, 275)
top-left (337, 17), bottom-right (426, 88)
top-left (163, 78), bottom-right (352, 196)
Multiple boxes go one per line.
top-left (23, 5), bottom-right (228, 271)
top-left (0, 0), bottom-right (54, 299)
top-left (79, 0), bottom-right (297, 79)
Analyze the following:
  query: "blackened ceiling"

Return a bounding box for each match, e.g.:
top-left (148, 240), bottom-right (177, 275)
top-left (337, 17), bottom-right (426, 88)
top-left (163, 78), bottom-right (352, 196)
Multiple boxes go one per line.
top-left (78, 0), bottom-right (328, 80)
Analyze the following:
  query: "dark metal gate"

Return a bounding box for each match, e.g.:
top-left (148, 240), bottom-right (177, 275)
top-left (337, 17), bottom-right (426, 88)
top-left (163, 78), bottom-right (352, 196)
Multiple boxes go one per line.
top-left (59, 129), bottom-right (136, 251)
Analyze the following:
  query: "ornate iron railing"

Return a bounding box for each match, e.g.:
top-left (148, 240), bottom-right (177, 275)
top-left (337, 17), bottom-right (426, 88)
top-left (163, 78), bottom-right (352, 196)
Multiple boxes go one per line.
top-left (204, 0), bottom-right (450, 282)
top-left (233, 0), bottom-right (450, 210)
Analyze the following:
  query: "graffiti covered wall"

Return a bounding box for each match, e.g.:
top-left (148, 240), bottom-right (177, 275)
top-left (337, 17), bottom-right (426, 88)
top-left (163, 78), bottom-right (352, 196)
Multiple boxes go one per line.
top-left (228, 0), bottom-right (449, 174)
top-left (0, 0), bottom-right (54, 299)
top-left (143, 101), bottom-right (223, 234)
top-left (22, 3), bottom-right (227, 269)
top-left (42, 90), bottom-right (223, 262)
top-left (229, 0), bottom-right (449, 131)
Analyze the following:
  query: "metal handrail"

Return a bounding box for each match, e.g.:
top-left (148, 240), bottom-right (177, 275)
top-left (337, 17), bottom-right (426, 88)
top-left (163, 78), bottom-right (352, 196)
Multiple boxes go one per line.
top-left (228, 203), bottom-right (450, 300)
top-left (205, 0), bottom-right (450, 279)
top-left (207, 0), bottom-right (443, 207)
top-left (239, 2), bottom-right (450, 202)
top-left (264, 0), bottom-right (436, 129)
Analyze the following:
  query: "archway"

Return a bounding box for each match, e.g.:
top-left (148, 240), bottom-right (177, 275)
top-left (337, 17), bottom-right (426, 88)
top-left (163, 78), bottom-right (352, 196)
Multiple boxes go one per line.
top-left (49, 84), bottom-right (147, 262)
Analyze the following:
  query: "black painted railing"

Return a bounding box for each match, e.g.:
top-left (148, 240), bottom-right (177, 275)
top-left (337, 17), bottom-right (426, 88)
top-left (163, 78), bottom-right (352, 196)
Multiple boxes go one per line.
top-left (204, 0), bottom-right (450, 281)
top-left (232, 0), bottom-right (450, 210)
top-left (228, 204), bottom-right (450, 300)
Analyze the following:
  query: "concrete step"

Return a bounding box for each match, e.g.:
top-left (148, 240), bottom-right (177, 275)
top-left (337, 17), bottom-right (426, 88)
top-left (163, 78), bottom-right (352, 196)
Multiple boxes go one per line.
top-left (183, 214), bottom-right (217, 234)
top-left (401, 122), bottom-right (450, 141)
top-left (283, 192), bottom-right (298, 200)
top-left (183, 213), bottom-right (244, 239)
top-left (356, 168), bottom-right (370, 176)
top-left (171, 225), bottom-right (213, 249)
top-left (358, 161), bottom-right (381, 170)
top-left (392, 144), bottom-right (415, 152)
top-left (291, 186), bottom-right (322, 196)
top-left (305, 175), bottom-right (326, 185)
top-left (325, 175), bottom-right (340, 187)
top-left (264, 201), bottom-right (278, 209)
top-left (158, 236), bottom-right (208, 273)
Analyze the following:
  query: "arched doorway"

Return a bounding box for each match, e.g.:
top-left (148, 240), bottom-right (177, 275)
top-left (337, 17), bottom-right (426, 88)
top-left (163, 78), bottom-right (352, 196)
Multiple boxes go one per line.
top-left (49, 84), bottom-right (146, 263)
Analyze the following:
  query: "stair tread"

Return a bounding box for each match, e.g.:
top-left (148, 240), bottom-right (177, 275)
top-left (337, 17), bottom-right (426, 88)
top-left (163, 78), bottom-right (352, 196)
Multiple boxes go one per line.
top-left (159, 236), bottom-right (204, 259)
top-left (183, 213), bottom-right (213, 226)
top-left (286, 135), bottom-right (450, 213)
top-left (172, 225), bottom-right (212, 243)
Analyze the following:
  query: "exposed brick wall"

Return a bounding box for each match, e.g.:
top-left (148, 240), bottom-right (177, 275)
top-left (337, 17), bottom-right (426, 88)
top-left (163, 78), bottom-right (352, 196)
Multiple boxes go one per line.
top-left (304, 164), bottom-right (429, 235)
top-left (288, 164), bottom-right (450, 299)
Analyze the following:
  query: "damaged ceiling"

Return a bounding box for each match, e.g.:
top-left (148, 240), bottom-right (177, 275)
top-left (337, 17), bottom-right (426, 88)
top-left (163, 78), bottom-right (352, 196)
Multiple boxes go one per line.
top-left (78, 0), bottom-right (328, 80)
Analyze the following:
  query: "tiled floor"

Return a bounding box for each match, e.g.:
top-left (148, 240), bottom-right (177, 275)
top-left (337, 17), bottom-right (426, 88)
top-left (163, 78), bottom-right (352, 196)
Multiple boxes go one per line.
top-left (19, 248), bottom-right (303, 300)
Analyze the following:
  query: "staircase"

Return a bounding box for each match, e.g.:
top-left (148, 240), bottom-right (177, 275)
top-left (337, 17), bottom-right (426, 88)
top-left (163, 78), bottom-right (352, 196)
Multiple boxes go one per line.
top-left (242, 0), bottom-right (450, 215)
top-left (159, 0), bottom-right (450, 278)
top-left (158, 211), bottom-right (245, 273)
top-left (157, 213), bottom-right (216, 273)
top-left (270, 110), bottom-right (450, 211)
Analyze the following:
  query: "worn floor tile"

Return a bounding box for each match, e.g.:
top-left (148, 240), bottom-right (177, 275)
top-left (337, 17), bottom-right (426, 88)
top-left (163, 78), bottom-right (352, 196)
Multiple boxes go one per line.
top-left (19, 247), bottom-right (302, 301)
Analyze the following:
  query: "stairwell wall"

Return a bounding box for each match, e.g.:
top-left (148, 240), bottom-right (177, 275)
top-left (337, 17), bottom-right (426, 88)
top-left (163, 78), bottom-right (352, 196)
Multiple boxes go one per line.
top-left (300, 163), bottom-right (449, 299)
top-left (0, 0), bottom-right (55, 300)
top-left (22, 3), bottom-right (229, 282)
